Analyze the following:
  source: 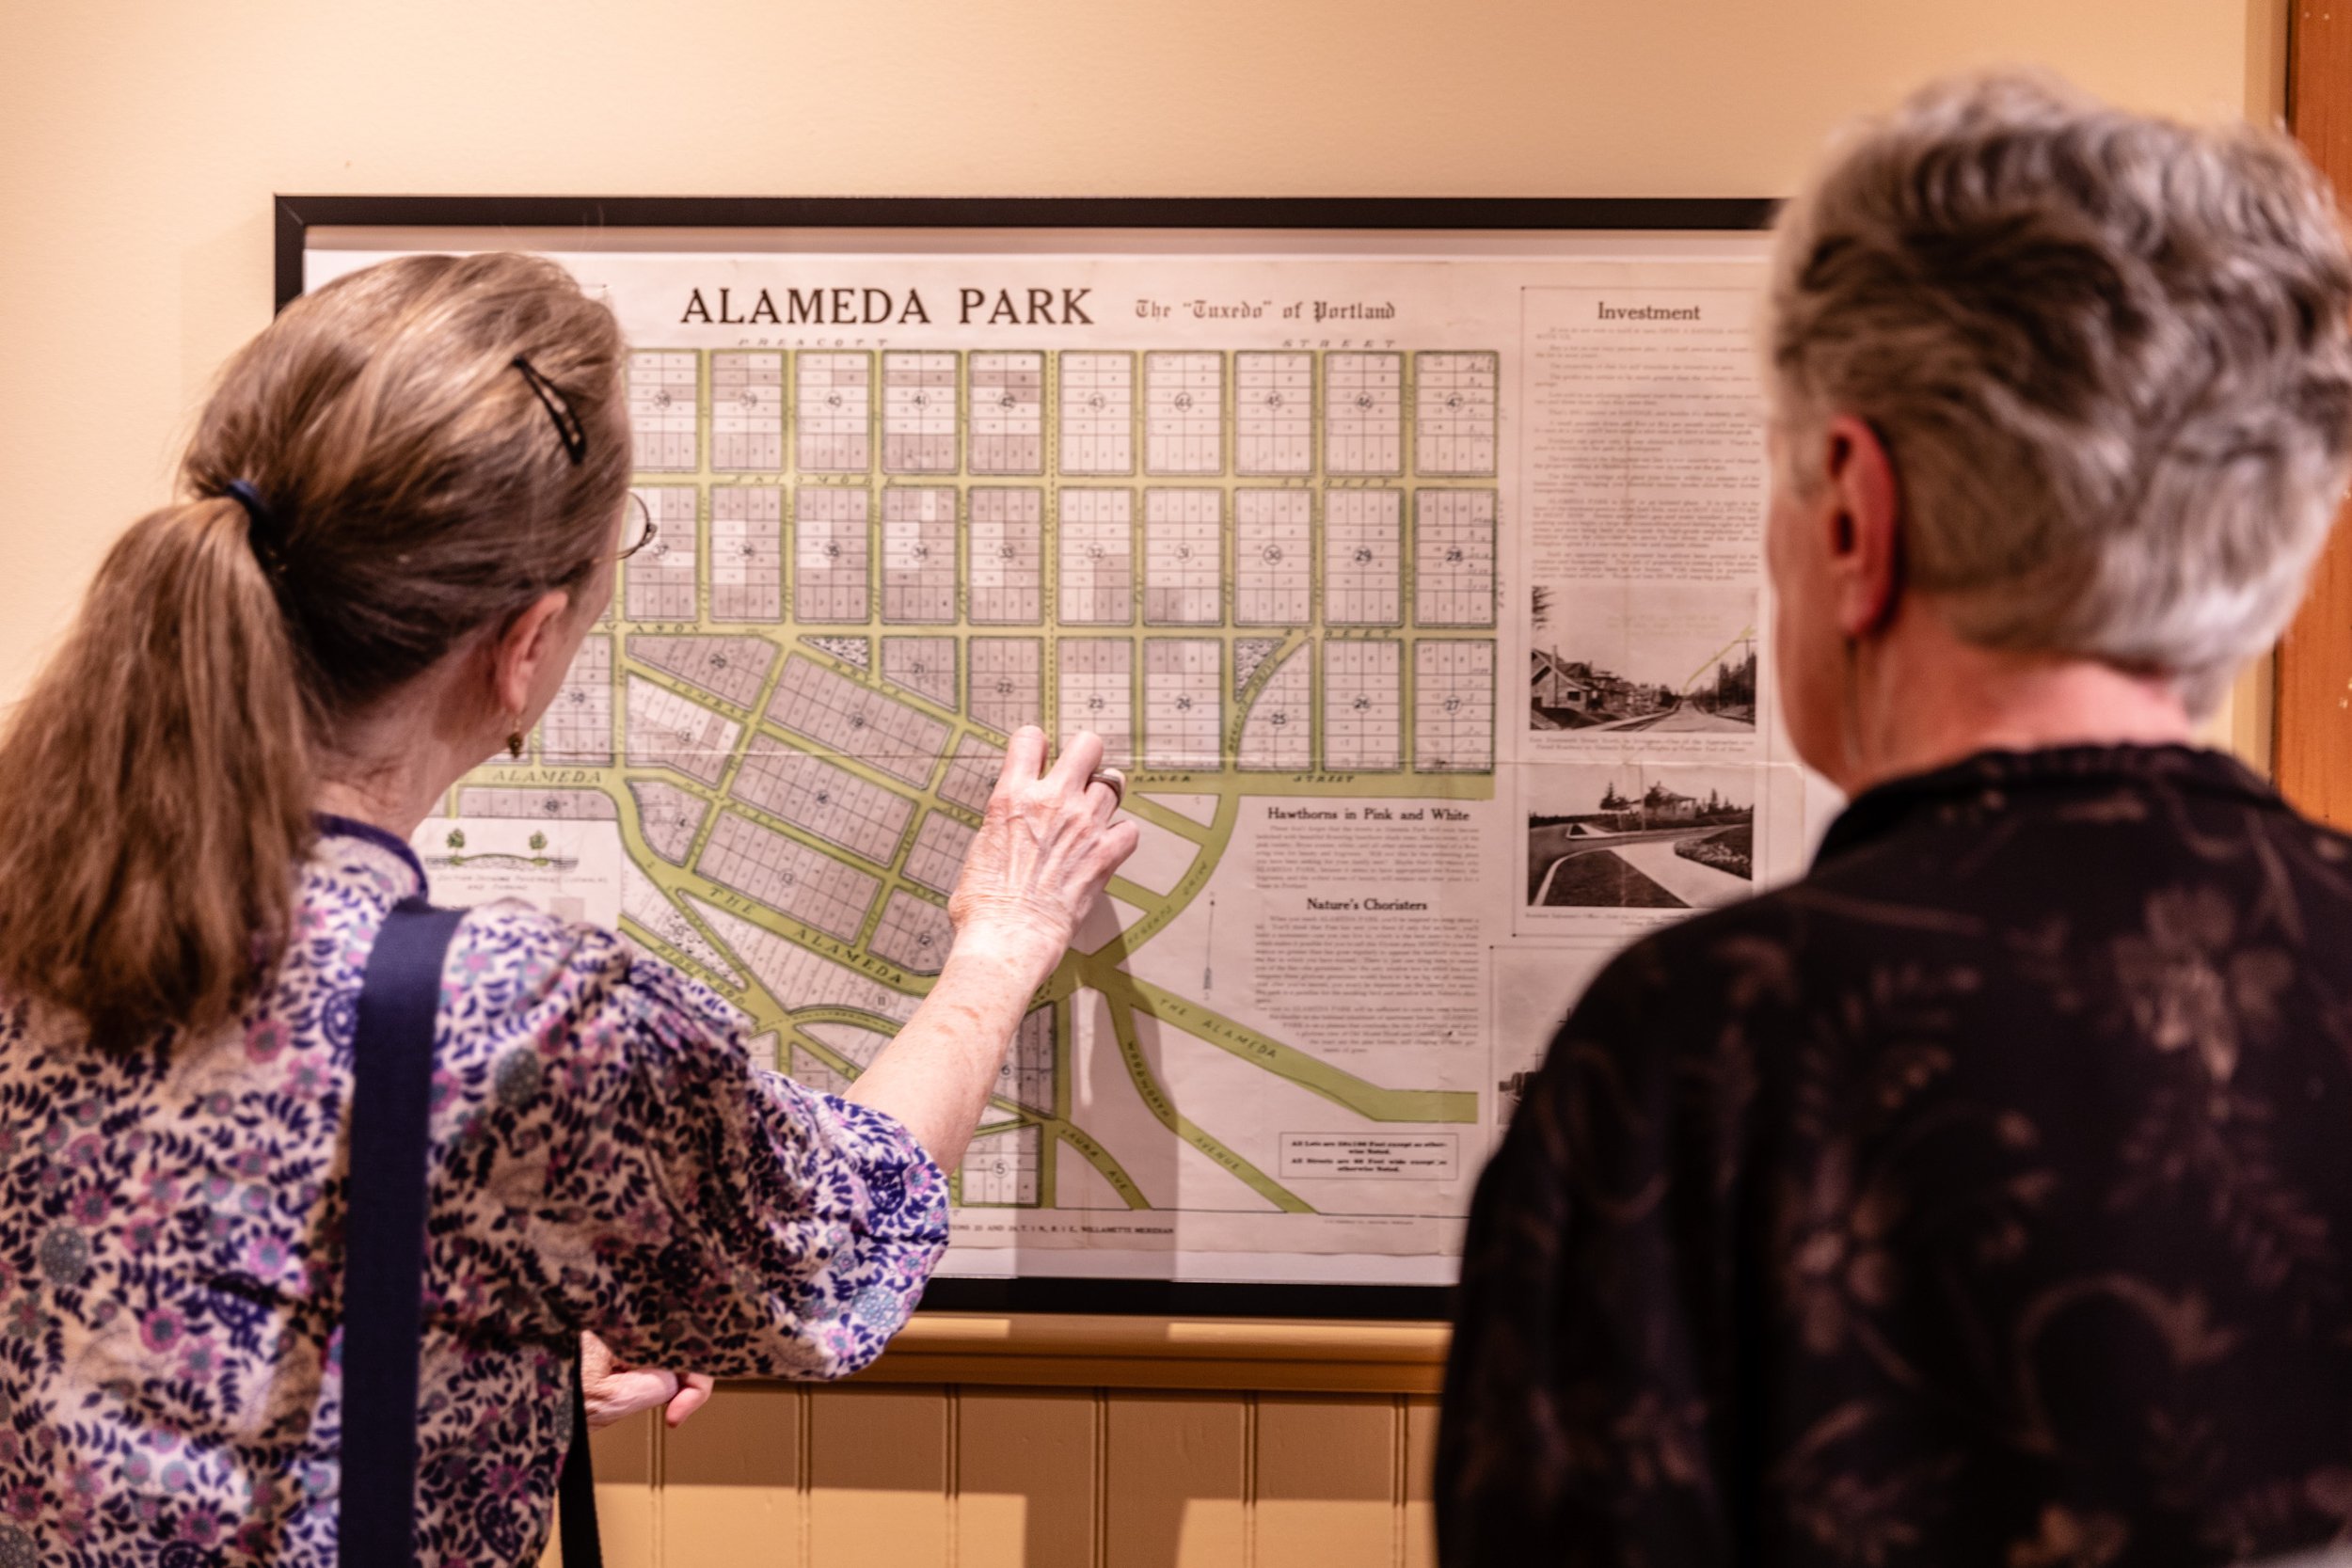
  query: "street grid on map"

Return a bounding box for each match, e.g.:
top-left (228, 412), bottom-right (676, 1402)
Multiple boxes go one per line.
top-left (454, 338), bottom-right (1510, 1230)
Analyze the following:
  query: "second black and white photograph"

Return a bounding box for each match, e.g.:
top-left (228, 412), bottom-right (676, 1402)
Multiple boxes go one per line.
top-left (1524, 763), bottom-right (1757, 911)
top-left (1528, 581), bottom-right (1758, 735)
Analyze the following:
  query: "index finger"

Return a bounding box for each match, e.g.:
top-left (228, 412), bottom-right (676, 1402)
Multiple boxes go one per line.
top-left (1046, 727), bottom-right (1105, 795)
top-left (995, 725), bottom-right (1049, 795)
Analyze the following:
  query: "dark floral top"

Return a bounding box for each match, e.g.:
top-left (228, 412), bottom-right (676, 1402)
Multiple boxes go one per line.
top-left (0, 818), bottom-right (947, 1566)
top-left (1441, 747), bottom-right (2352, 1567)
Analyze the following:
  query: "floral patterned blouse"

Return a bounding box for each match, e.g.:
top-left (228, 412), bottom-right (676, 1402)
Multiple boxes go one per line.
top-left (1441, 747), bottom-right (2352, 1567)
top-left (0, 816), bottom-right (948, 1566)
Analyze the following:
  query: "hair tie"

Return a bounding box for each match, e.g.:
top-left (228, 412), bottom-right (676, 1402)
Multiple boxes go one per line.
top-left (223, 480), bottom-right (283, 573)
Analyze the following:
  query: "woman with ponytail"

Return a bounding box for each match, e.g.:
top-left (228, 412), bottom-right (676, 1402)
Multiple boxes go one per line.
top-left (0, 253), bottom-right (1136, 1562)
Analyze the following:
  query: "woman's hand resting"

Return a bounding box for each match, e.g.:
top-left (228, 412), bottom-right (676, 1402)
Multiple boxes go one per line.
top-left (580, 1331), bottom-right (712, 1430)
top-left (947, 727), bottom-right (1139, 981)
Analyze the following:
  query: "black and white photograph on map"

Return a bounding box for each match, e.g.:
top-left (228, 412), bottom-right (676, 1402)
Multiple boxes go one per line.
top-left (1487, 944), bottom-right (1615, 1125)
top-left (1527, 581), bottom-right (1758, 736)
top-left (1523, 763), bottom-right (1756, 911)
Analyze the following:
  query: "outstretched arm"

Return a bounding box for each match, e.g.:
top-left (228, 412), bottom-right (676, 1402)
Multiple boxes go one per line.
top-left (848, 725), bottom-right (1136, 1171)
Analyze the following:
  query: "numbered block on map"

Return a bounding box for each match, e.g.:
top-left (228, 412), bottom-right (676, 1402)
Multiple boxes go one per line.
top-left (1057, 639), bottom-right (1133, 768)
top-left (1324, 352), bottom-right (1404, 476)
top-left (882, 637), bottom-right (957, 709)
top-left (869, 888), bottom-right (956, 974)
top-left (695, 812), bottom-right (879, 942)
top-left (628, 351), bottom-right (698, 471)
top-left (969, 638), bottom-right (1043, 735)
top-left (968, 352), bottom-right (1044, 474)
top-left (1057, 490), bottom-right (1134, 625)
top-left (881, 488), bottom-right (958, 624)
top-left (959, 1124), bottom-right (1041, 1207)
top-left (534, 635), bottom-right (612, 766)
top-left (794, 488), bottom-right (870, 624)
top-left (796, 352), bottom-right (871, 472)
top-left (1058, 352), bottom-right (1135, 475)
top-left (1144, 352), bottom-right (1222, 475)
top-left (624, 488), bottom-right (698, 622)
top-left (1143, 640), bottom-right (1223, 771)
top-left (1238, 646), bottom-right (1312, 772)
top-left (1323, 490), bottom-right (1404, 626)
top-left (730, 733), bottom-right (914, 868)
top-left (1415, 352), bottom-right (1497, 477)
top-left (764, 657), bottom-right (950, 788)
top-left (1413, 490), bottom-right (1498, 627)
top-left (1413, 641), bottom-right (1496, 773)
top-left (707, 488), bottom-right (783, 623)
top-left (711, 351), bottom-right (785, 470)
top-left (1236, 352), bottom-right (1313, 476)
top-left (1143, 489), bottom-right (1222, 626)
top-left (1234, 490), bottom-right (1311, 626)
top-left (624, 676), bottom-right (742, 787)
top-left (882, 351), bottom-right (958, 473)
top-left (1321, 641), bottom-right (1403, 771)
top-left (969, 488), bottom-right (1043, 625)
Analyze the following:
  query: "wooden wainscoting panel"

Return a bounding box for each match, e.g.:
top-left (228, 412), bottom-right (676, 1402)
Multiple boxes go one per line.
top-left (1102, 1391), bottom-right (1248, 1568)
top-left (1402, 1396), bottom-right (1439, 1568)
top-left (1253, 1394), bottom-right (1398, 1567)
top-left (806, 1384), bottom-right (950, 1567)
top-left (955, 1387), bottom-right (1101, 1568)
top-left (662, 1382), bottom-right (803, 1566)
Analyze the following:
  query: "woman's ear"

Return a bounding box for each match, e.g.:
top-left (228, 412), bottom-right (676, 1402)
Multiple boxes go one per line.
top-left (1820, 413), bottom-right (1901, 639)
top-left (488, 590), bottom-right (575, 721)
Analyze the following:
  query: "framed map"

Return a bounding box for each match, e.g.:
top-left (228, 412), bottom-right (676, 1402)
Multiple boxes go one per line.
top-left (280, 197), bottom-right (1816, 1319)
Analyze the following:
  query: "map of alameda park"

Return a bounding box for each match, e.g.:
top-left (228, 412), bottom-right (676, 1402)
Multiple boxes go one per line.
top-left (422, 342), bottom-right (1503, 1277)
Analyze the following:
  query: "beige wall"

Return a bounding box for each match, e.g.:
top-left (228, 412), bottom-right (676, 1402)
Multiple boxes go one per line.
top-left (0, 0), bottom-right (2284, 705)
top-left (0, 3), bottom-right (2288, 1563)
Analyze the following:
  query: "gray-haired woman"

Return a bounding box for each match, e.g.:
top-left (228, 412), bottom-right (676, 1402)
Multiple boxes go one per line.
top-left (1441, 75), bottom-right (2352, 1565)
top-left (0, 254), bottom-right (1136, 1561)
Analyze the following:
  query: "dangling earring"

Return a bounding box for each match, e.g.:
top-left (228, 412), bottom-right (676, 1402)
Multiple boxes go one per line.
top-left (506, 714), bottom-right (526, 762)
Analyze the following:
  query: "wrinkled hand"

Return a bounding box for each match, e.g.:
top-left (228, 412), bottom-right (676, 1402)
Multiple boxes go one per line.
top-left (580, 1331), bottom-right (713, 1430)
top-left (949, 727), bottom-right (1140, 976)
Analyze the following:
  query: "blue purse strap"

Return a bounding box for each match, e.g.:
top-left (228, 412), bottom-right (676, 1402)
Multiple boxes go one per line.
top-left (341, 896), bottom-right (602, 1567)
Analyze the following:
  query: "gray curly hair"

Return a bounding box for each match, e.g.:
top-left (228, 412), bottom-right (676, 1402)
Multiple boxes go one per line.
top-left (1768, 72), bottom-right (2352, 717)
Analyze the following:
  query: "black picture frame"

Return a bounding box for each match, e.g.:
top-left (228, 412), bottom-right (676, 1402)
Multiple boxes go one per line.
top-left (278, 195), bottom-right (1776, 1323)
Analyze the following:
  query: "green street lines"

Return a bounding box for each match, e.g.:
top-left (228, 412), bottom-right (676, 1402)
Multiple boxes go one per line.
top-left (1092, 970), bottom-right (1478, 1127)
top-left (1102, 994), bottom-right (1313, 1214)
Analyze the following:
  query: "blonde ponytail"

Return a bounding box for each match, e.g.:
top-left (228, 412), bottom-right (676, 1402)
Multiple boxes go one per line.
top-left (0, 251), bottom-right (630, 1046)
top-left (0, 498), bottom-right (311, 1043)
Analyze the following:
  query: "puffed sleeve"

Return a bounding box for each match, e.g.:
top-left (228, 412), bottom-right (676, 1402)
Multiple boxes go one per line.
top-left (423, 903), bottom-right (949, 1380)
top-left (1435, 935), bottom-right (1735, 1568)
